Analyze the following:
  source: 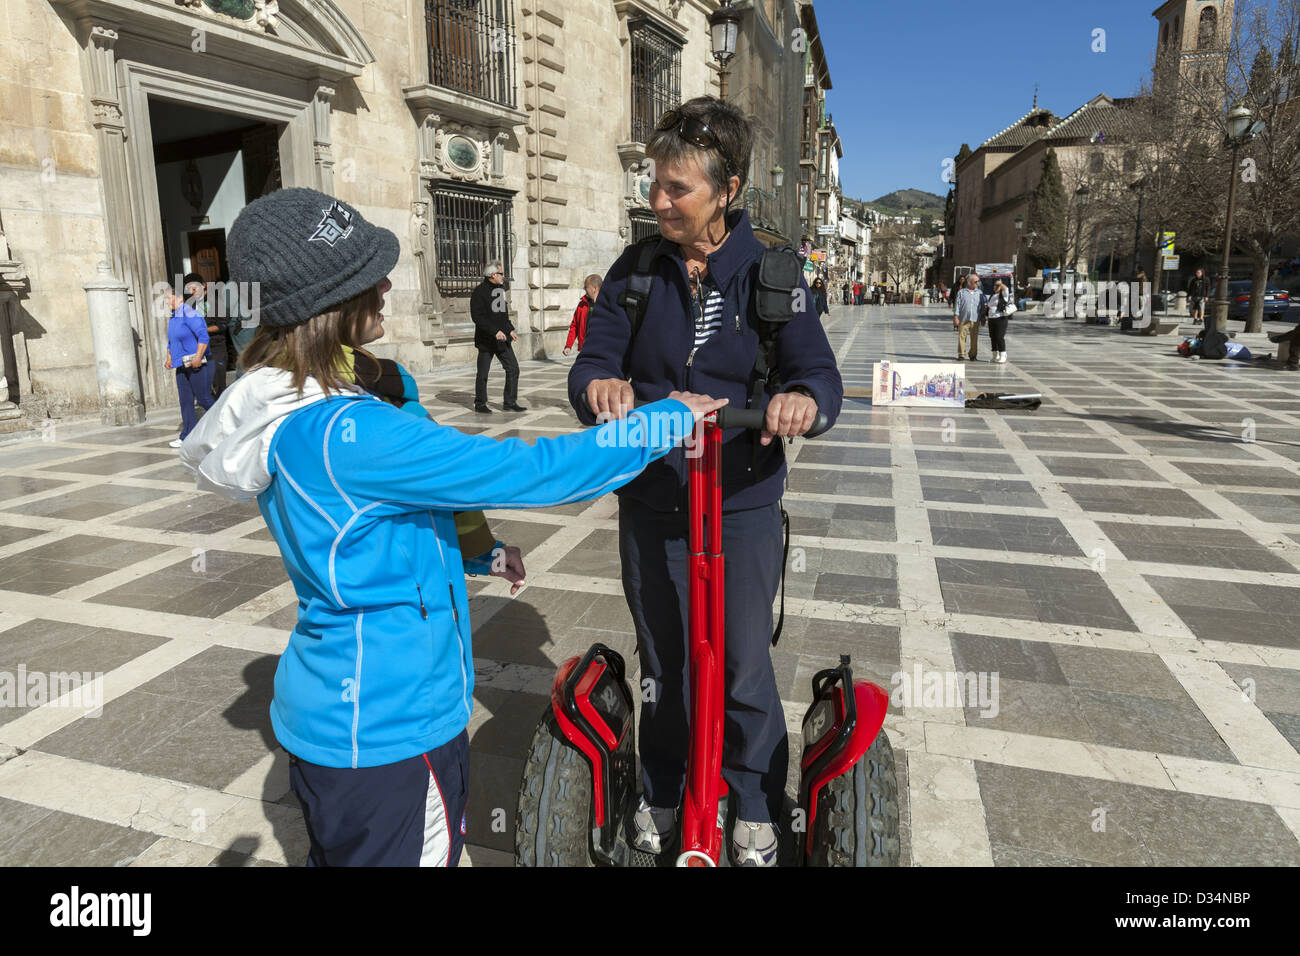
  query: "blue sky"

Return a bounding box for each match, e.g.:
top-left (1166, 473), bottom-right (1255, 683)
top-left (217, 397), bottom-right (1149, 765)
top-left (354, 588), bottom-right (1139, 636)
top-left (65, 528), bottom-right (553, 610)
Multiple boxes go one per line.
top-left (816, 0), bottom-right (1167, 202)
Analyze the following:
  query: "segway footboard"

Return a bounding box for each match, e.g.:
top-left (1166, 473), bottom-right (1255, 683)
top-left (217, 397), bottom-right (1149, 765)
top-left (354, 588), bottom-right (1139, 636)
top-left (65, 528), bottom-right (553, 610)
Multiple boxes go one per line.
top-left (798, 656), bottom-right (900, 867)
top-left (515, 644), bottom-right (636, 866)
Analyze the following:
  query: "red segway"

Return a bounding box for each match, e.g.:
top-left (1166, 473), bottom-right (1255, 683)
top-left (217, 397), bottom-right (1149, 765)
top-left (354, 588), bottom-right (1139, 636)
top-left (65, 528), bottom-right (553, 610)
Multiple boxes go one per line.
top-left (515, 408), bottom-right (901, 867)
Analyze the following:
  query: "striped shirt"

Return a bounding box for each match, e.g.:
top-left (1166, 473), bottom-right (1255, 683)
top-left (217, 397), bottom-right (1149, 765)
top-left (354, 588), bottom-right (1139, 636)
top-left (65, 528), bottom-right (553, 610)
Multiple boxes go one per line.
top-left (691, 276), bottom-right (725, 351)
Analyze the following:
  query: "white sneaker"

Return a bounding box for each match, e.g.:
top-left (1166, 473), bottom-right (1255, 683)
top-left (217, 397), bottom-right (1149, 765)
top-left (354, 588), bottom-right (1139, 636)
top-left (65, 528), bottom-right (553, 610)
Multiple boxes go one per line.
top-left (731, 819), bottom-right (779, 867)
top-left (630, 796), bottom-right (676, 854)
top-left (168, 438), bottom-right (184, 448)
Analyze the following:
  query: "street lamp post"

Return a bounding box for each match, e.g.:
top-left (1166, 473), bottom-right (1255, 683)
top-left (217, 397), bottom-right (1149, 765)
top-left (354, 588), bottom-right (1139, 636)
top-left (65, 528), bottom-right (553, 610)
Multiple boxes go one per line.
top-left (1014, 214), bottom-right (1024, 286)
top-left (1209, 105), bottom-right (1255, 336)
top-left (709, 0), bottom-right (741, 102)
top-left (1073, 185), bottom-right (1090, 288)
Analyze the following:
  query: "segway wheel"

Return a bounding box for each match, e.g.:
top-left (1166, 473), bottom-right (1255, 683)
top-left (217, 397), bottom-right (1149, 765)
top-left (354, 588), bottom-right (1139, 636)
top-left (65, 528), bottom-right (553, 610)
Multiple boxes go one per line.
top-left (515, 711), bottom-right (595, 867)
top-left (809, 731), bottom-right (901, 867)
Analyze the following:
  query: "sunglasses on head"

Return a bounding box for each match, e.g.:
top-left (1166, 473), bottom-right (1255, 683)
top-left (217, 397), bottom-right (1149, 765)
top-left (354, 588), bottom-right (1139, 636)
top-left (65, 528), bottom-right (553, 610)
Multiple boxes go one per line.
top-left (656, 109), bottom-right (736, 179)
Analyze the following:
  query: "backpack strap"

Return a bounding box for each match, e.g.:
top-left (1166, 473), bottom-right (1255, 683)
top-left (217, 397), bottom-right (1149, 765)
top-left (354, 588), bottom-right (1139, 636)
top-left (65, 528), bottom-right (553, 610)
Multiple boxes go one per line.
top-left (617, 238), bottom-right (660, 344)
top-left (747, 247), bottom-right (803, 413)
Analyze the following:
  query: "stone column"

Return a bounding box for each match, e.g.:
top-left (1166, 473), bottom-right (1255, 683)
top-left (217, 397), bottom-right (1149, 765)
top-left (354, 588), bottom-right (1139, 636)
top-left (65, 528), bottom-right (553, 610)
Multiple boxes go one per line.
top-left (83, 262), bottom-right (146, 425)
top-left (313, 85), bottom-right (335, 192)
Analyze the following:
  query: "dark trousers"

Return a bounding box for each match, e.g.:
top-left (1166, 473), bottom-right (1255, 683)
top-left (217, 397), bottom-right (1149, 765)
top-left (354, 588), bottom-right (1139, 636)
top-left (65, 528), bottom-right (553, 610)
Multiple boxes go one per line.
top-left (474, 343), bottom-right (519, 406)
top-left (618, 496), bottom-right (787, 824)
top-left (208, 337), bottom-right (229, 398)
top-left (988, 316), bottom-right (1009, 352)
top-left (288, 730), bottom-right (470, 867)
top-left (175, 363), bottom-right (215, 440)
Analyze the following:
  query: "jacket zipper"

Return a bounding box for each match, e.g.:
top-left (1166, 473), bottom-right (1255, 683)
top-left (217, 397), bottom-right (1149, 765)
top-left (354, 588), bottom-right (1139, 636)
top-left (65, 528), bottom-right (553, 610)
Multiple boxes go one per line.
top-left (415, 585), bottom-right (428, 620)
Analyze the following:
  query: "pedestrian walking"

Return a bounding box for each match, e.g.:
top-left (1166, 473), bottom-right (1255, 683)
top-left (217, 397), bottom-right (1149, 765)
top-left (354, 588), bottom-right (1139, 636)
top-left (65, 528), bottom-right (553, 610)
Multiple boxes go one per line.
top-left (471, 261), bottom-right (524, 413)
top-left (841, 280), bottom-right (851, 306)
top-left (184, 273), bottom-right (230, 399)
top-left (812, 276), bottom-right (830, 319)
top-left (1187, 268), bottom-right (1209, 325)
top-left (569, 95), bottom-right (843, 867)
top-left (180, 186), bottom-right (725, 867)
top-left (165, 278), bottom-right (214, 448)
top-left (986, 277), bottom-right (1016, 364)
top-left (563, 274), bottom-right (602, 356)
top-left (952, 272), bottom-right (985, 362)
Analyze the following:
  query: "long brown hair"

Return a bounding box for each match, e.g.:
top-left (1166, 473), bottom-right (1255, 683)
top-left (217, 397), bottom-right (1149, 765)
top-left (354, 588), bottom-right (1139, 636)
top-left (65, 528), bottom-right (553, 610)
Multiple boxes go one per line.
top-left (239, 285), bottom-right (381, 396)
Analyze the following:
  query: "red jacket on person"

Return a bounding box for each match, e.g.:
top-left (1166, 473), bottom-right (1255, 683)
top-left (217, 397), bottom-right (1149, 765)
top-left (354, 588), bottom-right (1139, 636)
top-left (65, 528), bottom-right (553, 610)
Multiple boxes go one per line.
top-left (566, 294), bottom-right (593, 351)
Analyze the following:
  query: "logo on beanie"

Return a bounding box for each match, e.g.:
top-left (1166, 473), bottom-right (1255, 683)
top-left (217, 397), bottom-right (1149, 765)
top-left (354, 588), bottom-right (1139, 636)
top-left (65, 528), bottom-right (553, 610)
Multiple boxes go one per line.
top-left (309, 201), bottom-right (354, 247)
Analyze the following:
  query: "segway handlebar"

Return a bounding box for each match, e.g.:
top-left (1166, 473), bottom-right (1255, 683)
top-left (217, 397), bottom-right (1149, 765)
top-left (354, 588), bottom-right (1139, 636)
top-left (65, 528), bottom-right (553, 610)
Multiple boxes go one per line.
top-left (577, 392), bottom-right (828, 438)
top-left (714, 406), bottom-right (830, 436)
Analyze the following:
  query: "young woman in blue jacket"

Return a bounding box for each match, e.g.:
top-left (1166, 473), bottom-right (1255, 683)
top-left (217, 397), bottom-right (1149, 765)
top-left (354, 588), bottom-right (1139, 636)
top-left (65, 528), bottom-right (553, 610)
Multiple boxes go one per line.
top-left (182, 188), bottom-right (724, 866)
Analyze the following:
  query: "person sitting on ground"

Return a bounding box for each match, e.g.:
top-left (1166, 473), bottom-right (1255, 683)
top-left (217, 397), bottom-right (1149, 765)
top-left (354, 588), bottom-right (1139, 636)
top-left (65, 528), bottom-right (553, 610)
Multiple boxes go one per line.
top-left (1267, 322), bottom-right (1300, 371)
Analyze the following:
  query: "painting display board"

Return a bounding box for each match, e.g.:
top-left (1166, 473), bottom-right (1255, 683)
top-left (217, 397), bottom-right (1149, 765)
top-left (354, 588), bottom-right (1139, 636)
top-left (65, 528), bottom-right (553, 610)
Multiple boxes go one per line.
top-left (873, 361), bottom-right (966, 407)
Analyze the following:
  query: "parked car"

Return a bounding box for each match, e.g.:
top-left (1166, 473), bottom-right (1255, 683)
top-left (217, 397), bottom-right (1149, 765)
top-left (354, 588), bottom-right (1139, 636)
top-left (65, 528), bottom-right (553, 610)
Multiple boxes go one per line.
top-left (1211, 280), bottom-right (1292, 319)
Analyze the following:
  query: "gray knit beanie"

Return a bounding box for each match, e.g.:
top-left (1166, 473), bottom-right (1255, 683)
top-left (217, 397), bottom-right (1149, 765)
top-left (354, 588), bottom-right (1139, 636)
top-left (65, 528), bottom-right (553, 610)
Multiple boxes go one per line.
top-left (227, 187), bottom-right (400, 329)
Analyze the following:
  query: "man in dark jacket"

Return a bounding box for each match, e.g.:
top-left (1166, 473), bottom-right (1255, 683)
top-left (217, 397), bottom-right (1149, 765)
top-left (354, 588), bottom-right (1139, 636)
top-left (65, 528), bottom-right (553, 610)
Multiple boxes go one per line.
top-left (569, 95), bottom-right (843, 866)
top-left (1187, 268), bottom-right (1210, 325)
top-left (470, 261), bottom-right (524, 413)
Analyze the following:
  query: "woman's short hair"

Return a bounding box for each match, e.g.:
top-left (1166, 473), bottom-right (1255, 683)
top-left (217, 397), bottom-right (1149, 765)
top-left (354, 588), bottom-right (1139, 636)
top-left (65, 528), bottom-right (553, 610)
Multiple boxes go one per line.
top-left (646, 96), bottom-right (753, 199)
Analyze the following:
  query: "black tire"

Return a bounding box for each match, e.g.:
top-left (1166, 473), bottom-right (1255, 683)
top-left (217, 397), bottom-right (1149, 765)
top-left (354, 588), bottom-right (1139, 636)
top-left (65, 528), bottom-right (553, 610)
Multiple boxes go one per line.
top-left (514, 710), bottom-right (595, 867)
top-left (808, 730), bottom-right (901, 867)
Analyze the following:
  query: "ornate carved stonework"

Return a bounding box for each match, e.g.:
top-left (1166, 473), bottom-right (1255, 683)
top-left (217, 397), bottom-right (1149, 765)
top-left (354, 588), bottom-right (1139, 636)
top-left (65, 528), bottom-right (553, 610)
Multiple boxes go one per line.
top-left (433, 122), bottom-right (491, 183)
top-left (91, 100), bottom-right (123, 124)
top-left (617, 142), bottom-right (652, 212)
top-left (254, 0), bottom-right (279, 30)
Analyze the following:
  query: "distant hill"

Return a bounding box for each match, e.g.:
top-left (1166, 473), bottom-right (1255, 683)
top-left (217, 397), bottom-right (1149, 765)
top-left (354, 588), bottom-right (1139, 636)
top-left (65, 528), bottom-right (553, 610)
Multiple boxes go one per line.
top-left (849, 189), bottom-right (946, 221)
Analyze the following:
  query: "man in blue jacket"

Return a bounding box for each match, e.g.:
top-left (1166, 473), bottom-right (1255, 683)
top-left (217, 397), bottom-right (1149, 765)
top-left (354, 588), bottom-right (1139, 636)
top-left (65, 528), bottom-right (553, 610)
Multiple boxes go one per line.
top-left (569, 96), bottom-right (843, 866)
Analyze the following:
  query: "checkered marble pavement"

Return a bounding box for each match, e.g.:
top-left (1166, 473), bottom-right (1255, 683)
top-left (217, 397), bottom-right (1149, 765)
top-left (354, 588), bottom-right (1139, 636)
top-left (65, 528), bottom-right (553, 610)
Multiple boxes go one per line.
top-left (1, 303), bottom-right (1298, 867)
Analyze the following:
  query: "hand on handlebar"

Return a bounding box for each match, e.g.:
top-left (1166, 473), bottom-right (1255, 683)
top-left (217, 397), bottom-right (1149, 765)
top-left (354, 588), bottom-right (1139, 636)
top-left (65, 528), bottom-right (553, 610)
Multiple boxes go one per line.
top-left (585, 378), bottom-right (635, 420)
top-left (761, 391), bottom-right (818, 446)
top-left (667, 390), bottom-right (728, 424)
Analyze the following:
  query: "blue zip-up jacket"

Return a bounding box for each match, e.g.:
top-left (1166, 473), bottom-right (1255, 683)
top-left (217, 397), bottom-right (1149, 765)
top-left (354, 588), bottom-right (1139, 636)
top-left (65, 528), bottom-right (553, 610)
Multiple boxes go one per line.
top-left (568, 210), bottom-right (843, 512)
top-left (167, 304), bottom-right (208, 362)
top-left (180, 367), bottom-right (695, 768)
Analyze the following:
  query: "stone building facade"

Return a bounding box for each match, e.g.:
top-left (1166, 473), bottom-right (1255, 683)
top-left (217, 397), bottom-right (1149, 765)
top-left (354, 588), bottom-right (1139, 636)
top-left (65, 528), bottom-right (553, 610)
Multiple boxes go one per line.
top-left (0, 0), bottom-right (827, 424)
top-left (947, 0), bottom-right (1233, 283)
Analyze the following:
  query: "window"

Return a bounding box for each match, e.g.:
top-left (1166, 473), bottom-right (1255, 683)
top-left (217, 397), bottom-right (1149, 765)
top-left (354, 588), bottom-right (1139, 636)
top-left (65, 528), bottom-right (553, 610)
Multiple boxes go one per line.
top-left (426, 0), bottom-right (517, 109)
top-left (628, 209), bottom-right (659, 244)
top-left (1198, 7), bottom-right (1218, 50)
top-left (431, 180), bottom-right (514, 294)
top-left (1123, 150), bottom-right (1136, 173)
top-left (799, 182), bottom-right (809, 218)
top-left (1161, 23), bottom-right (1169, 48)
top-left (1090, 151), bottom-right (1104, 174)
top-left (630, 19), bottom-right (682, 144)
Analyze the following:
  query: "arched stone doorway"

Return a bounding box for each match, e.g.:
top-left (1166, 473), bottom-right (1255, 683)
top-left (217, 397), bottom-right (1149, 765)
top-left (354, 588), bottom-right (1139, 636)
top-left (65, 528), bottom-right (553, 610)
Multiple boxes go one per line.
top-left (50, 0), bottom-right (374, 405)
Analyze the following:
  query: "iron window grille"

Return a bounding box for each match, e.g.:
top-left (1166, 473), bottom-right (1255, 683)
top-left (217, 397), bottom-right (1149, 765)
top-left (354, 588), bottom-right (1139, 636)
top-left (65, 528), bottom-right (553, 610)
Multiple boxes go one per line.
top-left (426, 0), bottom-right (518, 109)
top-left (431, 180), bottom-right (515, 295)
top-left (628, 209), bottom-right (660, 245)
top-left (630, 18), bottom-right (682, 144)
